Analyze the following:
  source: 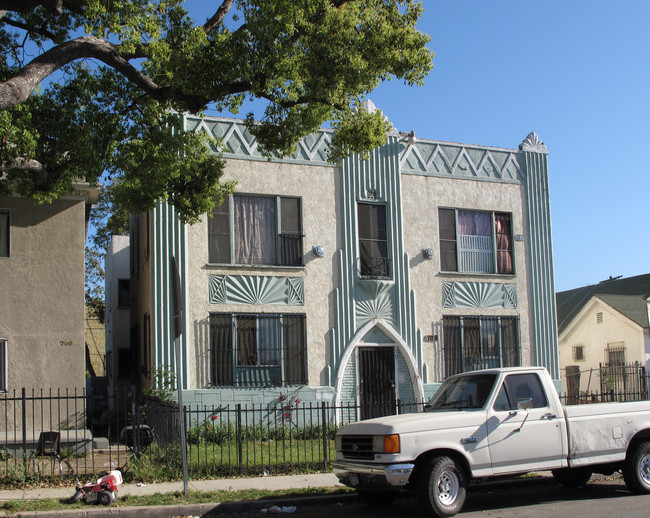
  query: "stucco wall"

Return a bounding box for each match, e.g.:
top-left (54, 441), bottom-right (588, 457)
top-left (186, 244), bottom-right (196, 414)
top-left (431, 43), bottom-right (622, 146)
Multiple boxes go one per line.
top-left (401, 175), bottom-right (531, 381)
top-left (0, 196), bottom-right (86, 393)
top-left (558, 297), bottom-right (646, 392)
top-left (184, 159), bottom-right (338, 390)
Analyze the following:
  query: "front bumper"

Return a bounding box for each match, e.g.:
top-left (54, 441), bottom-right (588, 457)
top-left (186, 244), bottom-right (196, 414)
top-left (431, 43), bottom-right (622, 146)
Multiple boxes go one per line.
top-left (333, 461), bottom-right (414, 490)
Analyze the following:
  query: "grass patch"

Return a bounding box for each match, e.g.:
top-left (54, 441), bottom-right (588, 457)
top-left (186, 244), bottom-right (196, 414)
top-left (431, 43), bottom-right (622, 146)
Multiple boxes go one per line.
top-left (0, 487), bottom-right (353, 514)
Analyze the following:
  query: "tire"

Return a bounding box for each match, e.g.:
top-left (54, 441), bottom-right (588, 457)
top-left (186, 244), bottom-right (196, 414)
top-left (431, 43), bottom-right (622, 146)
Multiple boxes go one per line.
top-left (98, 490), bottom-right (114, 506)
top-left (356, 489), bottom-right (399, 506)
top-left (417, 456), bottom-right (467, 517)
top-left (623, 441), bottom-right (650, 493)
top-left (551, 467), bottom-right (592, 487)
top-left (70, 490), bottom-right (84, 503)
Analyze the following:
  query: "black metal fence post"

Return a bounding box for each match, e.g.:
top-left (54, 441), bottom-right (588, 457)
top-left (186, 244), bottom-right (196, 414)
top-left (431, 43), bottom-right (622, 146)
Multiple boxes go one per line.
top-left (236, 403), bottom-right (243, 471)
top-left (21, 388), bottom-right (26, 466)
top-left (321, 402), bottom-right (327, 469)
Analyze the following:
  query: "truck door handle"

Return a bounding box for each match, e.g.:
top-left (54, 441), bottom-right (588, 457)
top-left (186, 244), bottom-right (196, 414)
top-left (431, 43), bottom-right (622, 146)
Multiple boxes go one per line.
top-left (542, 413), bottom-right (557, 420)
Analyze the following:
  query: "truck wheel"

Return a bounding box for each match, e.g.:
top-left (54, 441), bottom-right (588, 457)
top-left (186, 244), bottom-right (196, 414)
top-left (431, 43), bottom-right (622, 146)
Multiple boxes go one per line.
top-left (623, 441), bottom-right (650, 493)
top-left (357, 489), bottom-right (399, 505)
top-left (551, 467), bottom-right (592, 486)
top-left (417, 456), bottom-right (467, 517)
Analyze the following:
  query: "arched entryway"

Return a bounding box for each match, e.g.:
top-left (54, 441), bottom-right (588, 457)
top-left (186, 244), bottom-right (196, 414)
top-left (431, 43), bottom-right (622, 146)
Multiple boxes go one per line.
top-left (335, 319), bottom-right (424, 419)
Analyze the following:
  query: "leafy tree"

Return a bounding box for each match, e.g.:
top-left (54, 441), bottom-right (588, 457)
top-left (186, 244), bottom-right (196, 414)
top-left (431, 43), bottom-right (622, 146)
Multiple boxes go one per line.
top-left (0, 0), bottom-right (433, 223)
top-left (85, 181), bottom-right (129, 323)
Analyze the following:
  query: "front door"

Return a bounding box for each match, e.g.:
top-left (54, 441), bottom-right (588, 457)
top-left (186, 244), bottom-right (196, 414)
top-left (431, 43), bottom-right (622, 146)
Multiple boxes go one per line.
top-left (358, 347), bottom-right (396, 420)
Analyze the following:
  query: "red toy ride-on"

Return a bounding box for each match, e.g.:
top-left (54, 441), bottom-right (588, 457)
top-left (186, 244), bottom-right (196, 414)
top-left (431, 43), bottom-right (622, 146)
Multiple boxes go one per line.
top-left (71, 470), bottom-right (123, 505)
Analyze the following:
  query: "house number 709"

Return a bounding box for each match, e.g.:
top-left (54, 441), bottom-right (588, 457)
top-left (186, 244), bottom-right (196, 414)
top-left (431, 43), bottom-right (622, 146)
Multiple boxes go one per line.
top-left (59, 340), bottom-right (73, 347)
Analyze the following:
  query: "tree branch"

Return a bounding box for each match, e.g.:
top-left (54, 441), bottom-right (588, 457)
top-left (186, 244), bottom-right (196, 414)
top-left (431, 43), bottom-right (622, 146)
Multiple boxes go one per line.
top-left (0, 157), bottom-right (49, 186)
top-left (1, 14), bottom-right (58, 40)
top-left (0, 1), bottom-right (63, 15)
top-left (0, 35), bottom-right (161, 110)
top-left (204, 0), bottom-right (234, 34)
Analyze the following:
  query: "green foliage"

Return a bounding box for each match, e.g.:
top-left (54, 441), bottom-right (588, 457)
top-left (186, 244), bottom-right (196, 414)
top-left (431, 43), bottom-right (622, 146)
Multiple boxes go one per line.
top-left (186, 420), bottom-right (337, 445)
top-left (142, 367), bottom-right (177, 402)
top-left (1, 1), bottom-right (432, 218)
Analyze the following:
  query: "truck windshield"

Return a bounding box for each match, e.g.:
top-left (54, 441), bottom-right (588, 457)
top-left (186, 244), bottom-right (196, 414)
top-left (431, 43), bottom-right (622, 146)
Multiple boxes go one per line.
top-left (427, 373), bottom-right (497, 410)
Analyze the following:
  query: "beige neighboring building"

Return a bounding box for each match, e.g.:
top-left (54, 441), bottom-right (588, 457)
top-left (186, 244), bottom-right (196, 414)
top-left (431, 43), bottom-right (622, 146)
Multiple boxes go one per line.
top-left (557, 274), bottom-right (650, 393)
top-left (128, 111), bottom-right (558, 419)
top-left (85, 309), bottom-right (106, 378)
top-left (0, 186), bottom-right (99, 401)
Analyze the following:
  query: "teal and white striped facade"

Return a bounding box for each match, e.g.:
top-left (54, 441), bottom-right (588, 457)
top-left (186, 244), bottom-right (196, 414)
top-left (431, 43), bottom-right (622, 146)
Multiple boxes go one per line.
top-left (136, 114), bottom-right (558, 407)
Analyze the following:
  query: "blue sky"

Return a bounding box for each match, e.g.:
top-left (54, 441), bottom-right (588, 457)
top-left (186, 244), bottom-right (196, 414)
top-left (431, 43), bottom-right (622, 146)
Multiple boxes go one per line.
top-left (189, 1), bottom-right (650, 292)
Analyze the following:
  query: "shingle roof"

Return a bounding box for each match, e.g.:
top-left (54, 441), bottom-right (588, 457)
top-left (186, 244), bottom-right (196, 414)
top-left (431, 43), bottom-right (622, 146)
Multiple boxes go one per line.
top-left (556, 273), bottom-right (650, 334)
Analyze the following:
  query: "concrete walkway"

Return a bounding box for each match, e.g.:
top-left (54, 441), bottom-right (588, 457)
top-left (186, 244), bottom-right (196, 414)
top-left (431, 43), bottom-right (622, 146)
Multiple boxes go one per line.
top-left (0, 473), bottom-right (342, 501)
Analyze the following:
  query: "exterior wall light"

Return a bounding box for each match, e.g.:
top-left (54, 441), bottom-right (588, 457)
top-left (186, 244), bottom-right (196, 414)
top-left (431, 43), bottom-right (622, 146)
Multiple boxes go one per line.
top-left (422, 248), bottom-right (434, 259)
top-left (313, 245), bottom-right (325, 258)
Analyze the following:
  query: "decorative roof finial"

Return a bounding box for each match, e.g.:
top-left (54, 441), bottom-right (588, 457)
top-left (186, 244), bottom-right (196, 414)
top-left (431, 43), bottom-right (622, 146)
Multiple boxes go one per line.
top-left (519, 132), bottom-right (548, 153)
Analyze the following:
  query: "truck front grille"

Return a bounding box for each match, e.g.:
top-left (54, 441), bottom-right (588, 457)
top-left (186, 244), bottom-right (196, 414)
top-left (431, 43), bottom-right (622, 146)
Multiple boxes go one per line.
top-left (340, 436), bottom-right (374, 460)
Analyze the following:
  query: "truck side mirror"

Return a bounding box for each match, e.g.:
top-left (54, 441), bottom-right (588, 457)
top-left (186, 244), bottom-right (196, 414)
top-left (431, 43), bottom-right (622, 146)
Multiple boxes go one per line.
top-left (517, 397), bottom-right (533, 410)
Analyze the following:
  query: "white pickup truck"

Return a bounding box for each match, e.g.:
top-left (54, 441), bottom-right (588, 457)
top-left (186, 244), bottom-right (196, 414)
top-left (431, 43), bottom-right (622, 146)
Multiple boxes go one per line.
top-left (333, 366), bottom-right (650, 517)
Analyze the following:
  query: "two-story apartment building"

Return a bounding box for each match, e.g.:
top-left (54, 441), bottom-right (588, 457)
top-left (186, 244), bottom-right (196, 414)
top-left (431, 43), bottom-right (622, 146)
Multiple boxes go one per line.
top-left (1, 185), bottom-right (99, 436)
top-left (125, 111), bottom-right (557, 418)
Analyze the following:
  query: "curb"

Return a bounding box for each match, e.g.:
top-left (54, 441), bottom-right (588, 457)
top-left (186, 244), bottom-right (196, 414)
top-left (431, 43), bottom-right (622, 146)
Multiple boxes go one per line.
top-left (8, 493), bottom-right (357, 518)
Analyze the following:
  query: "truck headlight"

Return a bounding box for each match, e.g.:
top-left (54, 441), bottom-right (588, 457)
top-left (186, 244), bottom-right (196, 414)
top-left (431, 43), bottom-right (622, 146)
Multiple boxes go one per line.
top-left (373, 434), bottom-right (400, 454)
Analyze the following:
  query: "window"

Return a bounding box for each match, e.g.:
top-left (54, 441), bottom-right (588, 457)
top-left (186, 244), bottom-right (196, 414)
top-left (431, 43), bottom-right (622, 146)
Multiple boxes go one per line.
top-left (493, 373), bottom-right (548, 411)
top-left (572, 345), bottom-right (585, 361)
top-left (0, 339), bottom-right (7, 392)
top-left (210, 313), bottom-right (306, 387)
top-left (117, 279), bottom-right (130, 308)
top-left (117, 349), bottom-right (131, 379)
top-left (596, 312), bottom-right (603, 324)
top-left (357, 203), bottom-right (390, 279)
top-left (208, 195), bottom-right (302, 266)
top-left (442, 316), bottom-right (519, 377)
top-left (438, 209), bottom-right (513, 274)
top-left (0, 209), bottom-right (9, 258)
top-left (606, 342), bottom-right (625, 366)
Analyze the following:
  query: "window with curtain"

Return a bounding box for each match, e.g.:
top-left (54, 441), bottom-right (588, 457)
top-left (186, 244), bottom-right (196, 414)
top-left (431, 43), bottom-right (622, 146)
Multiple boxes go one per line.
top-left (442, 316), bottom-right (520, 377)
top-left (208, 195), bottom-right (302, 266)
top-left (358, 202), bottom-right (390, 279)
top-left (0, 209), bottom-right (9, 258)
top-left (210, 313), bottom-right (307, 387)
top-left (438, 208), bottom-right (513, 274)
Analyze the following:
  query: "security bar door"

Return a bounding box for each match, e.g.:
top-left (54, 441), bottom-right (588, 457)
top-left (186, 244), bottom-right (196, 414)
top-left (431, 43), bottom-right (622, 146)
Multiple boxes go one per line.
top-left (358, 347), bottom-right (396, 420)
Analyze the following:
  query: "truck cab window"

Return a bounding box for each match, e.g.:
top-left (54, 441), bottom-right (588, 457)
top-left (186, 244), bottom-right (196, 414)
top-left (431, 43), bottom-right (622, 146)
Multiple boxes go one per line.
top-left (493, 373), bottom-right (548, 411)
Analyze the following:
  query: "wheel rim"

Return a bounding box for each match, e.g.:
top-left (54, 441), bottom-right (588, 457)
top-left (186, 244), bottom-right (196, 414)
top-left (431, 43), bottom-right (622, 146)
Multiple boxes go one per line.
top-left (639, 453), bottom-right (650, 485)
top-left (436, 468), bottom-right (459, 506)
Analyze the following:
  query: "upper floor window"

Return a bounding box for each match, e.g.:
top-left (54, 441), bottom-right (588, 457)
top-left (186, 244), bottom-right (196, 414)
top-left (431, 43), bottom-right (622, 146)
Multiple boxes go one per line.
top-left (439, 208), bottom-right (513, 274)
top-left (118, 279), bottom-right (130, 308)
top-left (358, 202), bottom-right (390, 279)
top-left (442, 315), bottom-right (520, 377)
top-left (208, 195), bottom-right (302, 266)
top-left (209, 313), bottom-right (307, 387)
top-left (0, 209), bottom-right (9, 258)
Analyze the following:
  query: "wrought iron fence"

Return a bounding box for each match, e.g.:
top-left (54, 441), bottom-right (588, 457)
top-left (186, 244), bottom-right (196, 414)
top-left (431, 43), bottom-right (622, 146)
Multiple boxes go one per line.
top-left (561, 362), bottom-right (650, 405)
top-left (0, 387), bottom-right (423, 484)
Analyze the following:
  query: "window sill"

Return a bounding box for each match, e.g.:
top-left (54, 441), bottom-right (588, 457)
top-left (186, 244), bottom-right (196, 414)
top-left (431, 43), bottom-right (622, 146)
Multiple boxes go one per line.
top-left (439, 271), bottom-right (516, 279)
top-left (358, 275), bottom-right (393, 282)
top-left (206, 263), bottom-right (305, 275)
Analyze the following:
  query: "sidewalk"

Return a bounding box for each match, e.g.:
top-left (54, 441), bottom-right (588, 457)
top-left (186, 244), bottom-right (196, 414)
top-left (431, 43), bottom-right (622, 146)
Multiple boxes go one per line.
top-left (0, 473), bottom-right (342, 501)
top-left (0, 473), bottom-right (348, 517)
